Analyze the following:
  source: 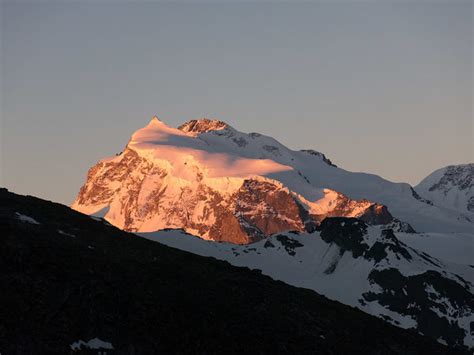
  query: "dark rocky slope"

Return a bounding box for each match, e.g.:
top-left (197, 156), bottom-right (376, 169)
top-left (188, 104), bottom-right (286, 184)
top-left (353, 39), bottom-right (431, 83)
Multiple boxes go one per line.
top-left (0, 189), bottom-right (464, 354)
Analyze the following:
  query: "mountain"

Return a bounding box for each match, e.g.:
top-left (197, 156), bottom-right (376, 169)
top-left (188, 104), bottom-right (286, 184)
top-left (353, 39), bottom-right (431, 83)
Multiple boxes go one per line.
top-left (415, 164), bottom-right (474, 215)
top-left (143, 220), bottom-right (474, 350)
top-left (72, 117), bottom-right (473, 236)
top-left (0, 188), bottom-right (461, 354)
top-left (73, 116), bottom-right (474, 243)
top-left (72, 117), bottom-right (409, 244)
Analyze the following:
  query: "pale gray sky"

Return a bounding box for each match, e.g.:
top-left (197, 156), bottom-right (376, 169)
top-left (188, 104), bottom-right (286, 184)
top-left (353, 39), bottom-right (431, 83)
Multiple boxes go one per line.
top-left (1, 1), bottom-right (472, 204)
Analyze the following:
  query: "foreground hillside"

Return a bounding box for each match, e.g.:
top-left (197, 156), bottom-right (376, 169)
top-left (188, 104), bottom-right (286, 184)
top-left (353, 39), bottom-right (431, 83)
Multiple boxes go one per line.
top-left (0, 188), bottom-right (462, 354)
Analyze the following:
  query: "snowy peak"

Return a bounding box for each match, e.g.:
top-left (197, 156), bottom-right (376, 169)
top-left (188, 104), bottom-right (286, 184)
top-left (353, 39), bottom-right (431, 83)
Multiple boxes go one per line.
top-left (144, 115), bottom-right (169, 129)
top-left (178, 118), bottom-right (230, 136)
top-left (428, 164), bottom-right (473, 192)
top-left (150, 115), bottom-right (161, 123)
top-left (132, 116), bottom-right (185, 140)
top-left (415, 164), bottom-right (474, 213)
top-left (72, 116), bottom-right (404, 243)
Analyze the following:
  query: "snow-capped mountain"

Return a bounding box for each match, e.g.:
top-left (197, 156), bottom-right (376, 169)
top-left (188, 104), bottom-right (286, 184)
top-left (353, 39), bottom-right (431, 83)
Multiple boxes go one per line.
top-left (73, 116), bottom-right (473, 240)
top-left (415, 164), bottom-right (474, 215)
top-left (72, 117), bottom-right (406, 244)
top-left (142, 219), bottom-right (474, 349)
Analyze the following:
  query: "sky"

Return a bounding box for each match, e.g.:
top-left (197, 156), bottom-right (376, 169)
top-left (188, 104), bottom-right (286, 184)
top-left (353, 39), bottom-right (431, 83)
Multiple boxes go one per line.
top-left (1, 1), bottom-right (472, 205)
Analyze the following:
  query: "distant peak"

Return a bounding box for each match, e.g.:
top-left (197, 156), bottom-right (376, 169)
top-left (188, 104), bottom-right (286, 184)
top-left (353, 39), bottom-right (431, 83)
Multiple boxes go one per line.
top-left (178, 118), bottom-right (229, 135)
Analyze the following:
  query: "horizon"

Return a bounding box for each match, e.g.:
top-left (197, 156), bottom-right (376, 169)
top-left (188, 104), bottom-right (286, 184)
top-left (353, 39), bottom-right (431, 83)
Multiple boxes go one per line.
top-left (1, 1), bottom-right (473, 205)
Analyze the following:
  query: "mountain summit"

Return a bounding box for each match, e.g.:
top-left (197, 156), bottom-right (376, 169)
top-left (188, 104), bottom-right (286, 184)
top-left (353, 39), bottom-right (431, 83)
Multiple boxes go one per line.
top-left (416, 164), bottom-right (474, 214)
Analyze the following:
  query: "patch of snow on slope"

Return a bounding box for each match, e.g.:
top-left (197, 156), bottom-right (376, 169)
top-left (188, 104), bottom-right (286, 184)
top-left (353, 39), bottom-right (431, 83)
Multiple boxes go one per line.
top-left (58, 230), bottom-right (76, 238)
top-left (15, 212), bottom-right (40, 225)
top-left (70, 338), bottom-right (114, 351)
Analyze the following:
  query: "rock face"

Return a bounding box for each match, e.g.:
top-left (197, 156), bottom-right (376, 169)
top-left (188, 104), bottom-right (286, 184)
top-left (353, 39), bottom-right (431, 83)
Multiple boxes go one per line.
top-left (416, 164), bottom-right (474, 214)
top-left (300, 149), bottom-right (337, 167)
top-left (177, 118), bottom-right (229, 135)
top-left (72, 118), bottom-right (399, 243)
top-left (144, 218), bottom-right (474, 351)
top-left (1, 188), bottom-right (458, 355)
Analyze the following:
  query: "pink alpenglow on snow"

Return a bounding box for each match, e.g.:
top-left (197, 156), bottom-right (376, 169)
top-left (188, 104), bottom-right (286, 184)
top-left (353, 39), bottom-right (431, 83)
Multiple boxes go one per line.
top-left (72, 117), bottom-right (406, 243)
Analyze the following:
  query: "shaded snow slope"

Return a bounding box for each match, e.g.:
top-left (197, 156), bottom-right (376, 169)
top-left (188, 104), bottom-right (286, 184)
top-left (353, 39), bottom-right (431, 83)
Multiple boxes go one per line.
top-left (142, 219), bottom-right (474, 349)
top-left (397, 232), bottom-right (474, 265)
